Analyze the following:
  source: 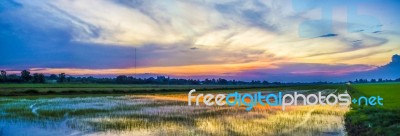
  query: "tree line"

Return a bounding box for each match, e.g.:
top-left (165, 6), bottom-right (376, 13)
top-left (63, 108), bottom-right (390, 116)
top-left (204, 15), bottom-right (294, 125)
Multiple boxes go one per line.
top-left (0, 70), bottom-right (277, 85)
top-left (0, 70), bottom-right (287, 85)
top-left (351, 78), bottom-right (400, 83)
top-left (0, 70), bottom-right (67, 83)
top-left (0, 70), bottom-right (399, 85)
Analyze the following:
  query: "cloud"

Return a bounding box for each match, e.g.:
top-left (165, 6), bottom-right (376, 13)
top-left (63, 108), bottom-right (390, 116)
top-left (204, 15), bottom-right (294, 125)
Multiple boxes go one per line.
top-left (348, 54), bottom-right (400, 80)
top-left (231, 63), bottom-right (376, 82)
top-left (317, 33), bottom-right (338, 38)
top-left (373, 31), bottom-right (381, 33)
top-left (1, 0), bottom-right (400, 82)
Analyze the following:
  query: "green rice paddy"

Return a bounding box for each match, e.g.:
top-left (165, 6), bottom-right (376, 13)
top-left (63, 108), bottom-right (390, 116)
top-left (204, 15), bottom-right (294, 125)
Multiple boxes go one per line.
top-left (345, 83), bottom-right (400, 136)
top-left (0, 83), bottom-right (398, 135)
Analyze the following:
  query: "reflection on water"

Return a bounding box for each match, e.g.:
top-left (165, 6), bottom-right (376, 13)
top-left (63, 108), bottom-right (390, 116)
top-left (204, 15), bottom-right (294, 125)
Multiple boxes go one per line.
top-left (0, 96), bottom-right (163, 135)
top-left (0, 90), bottom-right (348, 136)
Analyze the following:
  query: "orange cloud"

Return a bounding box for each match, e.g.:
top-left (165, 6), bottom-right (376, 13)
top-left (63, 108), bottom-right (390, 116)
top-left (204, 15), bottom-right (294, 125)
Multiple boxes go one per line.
top-left (29, 61), bottom-right (278, 76)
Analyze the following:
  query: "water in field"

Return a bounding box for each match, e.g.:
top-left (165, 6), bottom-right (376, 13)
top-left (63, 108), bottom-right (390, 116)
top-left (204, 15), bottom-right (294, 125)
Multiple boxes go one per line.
top-left (0, 89), bottom-right (348, 136)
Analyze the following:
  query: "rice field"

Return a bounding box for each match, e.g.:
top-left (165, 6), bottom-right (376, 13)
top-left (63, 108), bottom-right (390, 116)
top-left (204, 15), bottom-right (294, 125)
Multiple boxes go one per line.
top-left (0, 88), bottom-right (349, 136)
top-left (345, 83), bottom-right (400, 135)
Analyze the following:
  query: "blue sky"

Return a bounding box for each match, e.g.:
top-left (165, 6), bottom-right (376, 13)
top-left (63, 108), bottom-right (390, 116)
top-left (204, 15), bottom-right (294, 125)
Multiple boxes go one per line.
top-left (1, 0), bottom-right (399, 82)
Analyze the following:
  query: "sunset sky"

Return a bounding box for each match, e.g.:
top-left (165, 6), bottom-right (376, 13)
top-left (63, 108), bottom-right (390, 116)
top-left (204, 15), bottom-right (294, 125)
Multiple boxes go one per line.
top-left (1, 0), bottom-right (400, 81)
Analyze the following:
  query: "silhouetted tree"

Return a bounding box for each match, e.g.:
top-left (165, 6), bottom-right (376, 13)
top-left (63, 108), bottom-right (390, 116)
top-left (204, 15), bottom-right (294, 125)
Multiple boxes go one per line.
top-left (116, 75), bottom-right (128, 83)
top-left (7, 74), bottom-right (21, 82)
top-left (49, 74), bottom-right (58, 80)
top-left (39, 74), bottom-right (45, 83)
top-left (67, 76), bottom-right (72, 82)
top-left (217, 78), bottom-right (228, 84)
top-left (32, 73), bottom-right (45, 83)
top-left (0, 70), bottom-right (6, 82)
top-left (21, 70), bottom-right (31, 82)
top-left (33, 73), bottom-right (39, 83)
top-left (58, 73), bottom-right (66, 83)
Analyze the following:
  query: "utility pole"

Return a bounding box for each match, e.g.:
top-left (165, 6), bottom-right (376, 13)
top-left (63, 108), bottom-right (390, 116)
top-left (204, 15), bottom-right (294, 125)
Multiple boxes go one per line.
top-left (134, 48), bottom-right (137, 78)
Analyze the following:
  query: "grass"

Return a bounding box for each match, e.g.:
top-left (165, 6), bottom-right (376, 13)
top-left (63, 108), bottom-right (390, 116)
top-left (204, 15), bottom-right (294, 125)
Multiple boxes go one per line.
top-left (0, 83), bottom-right (277, 89)
top-left (81, 105), bottom-right (347, 135)
top-left (0, 85), bottom-right (349, 135)
top-left (0, 84), bottom-right (268, 96)
top-left (345, 83), bottom-right (400, 136)
top-left (0, 83), bottom-right (344, 96)
top-left (349, 83), bottom-right (400, 109)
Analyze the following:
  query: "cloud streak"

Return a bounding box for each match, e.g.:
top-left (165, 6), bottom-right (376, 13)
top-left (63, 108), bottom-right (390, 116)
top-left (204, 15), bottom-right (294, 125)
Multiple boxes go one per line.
top-left (1, 0), bottom-right (400, 81)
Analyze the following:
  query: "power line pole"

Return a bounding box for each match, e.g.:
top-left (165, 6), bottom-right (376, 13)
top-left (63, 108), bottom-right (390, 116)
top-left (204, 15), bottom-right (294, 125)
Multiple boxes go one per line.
top-left (134, 48), bottom-right (137, 78)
